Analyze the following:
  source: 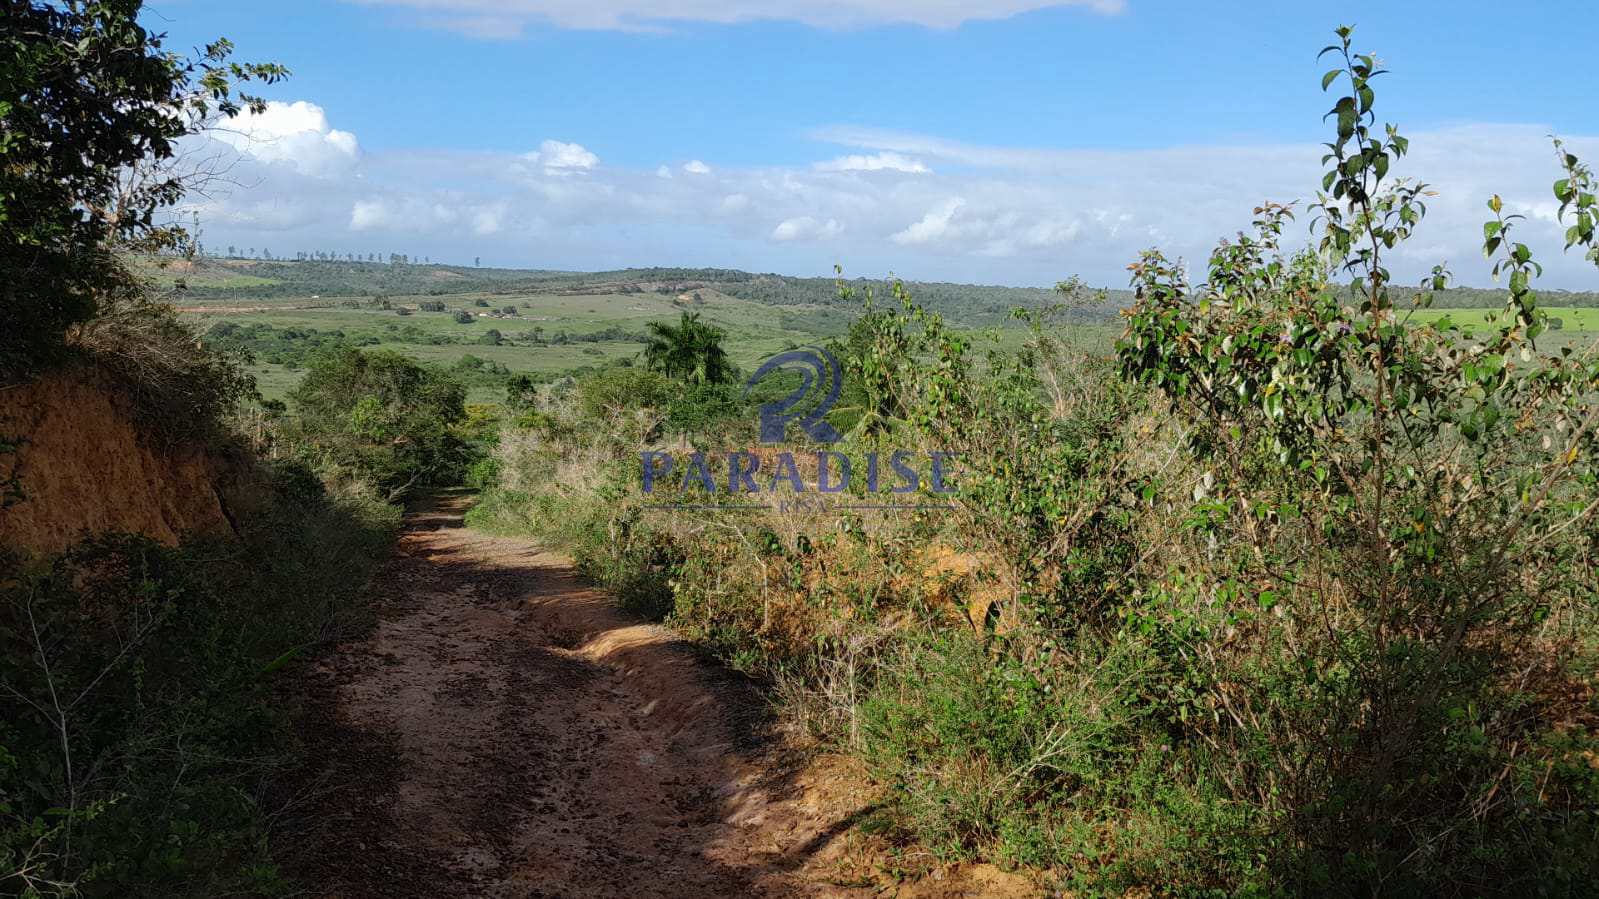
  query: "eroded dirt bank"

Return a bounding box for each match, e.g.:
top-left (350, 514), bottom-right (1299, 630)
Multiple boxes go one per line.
top-left (0, 368), bottom-right (239, 556)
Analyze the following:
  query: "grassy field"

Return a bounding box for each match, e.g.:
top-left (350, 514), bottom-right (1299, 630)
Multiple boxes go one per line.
top-left (1410, 305), bottom-right (1599, 331)
top-left (167, 256), bottom-right (1598, 403)
top-left (199, 298), bottom-right (1592, 404)
top-left (180, 286), bottom-right (847, 401)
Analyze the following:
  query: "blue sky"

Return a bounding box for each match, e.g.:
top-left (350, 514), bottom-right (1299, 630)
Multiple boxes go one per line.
top-left (146, 0), bottom-right (1598, 287)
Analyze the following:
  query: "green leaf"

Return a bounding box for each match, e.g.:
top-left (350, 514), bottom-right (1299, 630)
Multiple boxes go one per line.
top-left (1322, 69), bottom-right (1341, 90)
top-left (1510, 270), bottom-right (1528, 295)
top-left (259, 646), bottom-right (302, 676)
top-left (1332, 97), bottom-right (1357, 137)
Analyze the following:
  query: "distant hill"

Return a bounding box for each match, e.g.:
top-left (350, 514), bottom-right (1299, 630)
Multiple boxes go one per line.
top-left (138, 257), bottom-right (1130, 327)
top-left (1402, 286), bottom-right (1599, 308)
top-left (139, 257), bottom-right (1599, 326)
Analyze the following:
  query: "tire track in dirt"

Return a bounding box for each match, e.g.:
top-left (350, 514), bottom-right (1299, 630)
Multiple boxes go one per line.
top-left (279, 493), bottom-right (887, 898)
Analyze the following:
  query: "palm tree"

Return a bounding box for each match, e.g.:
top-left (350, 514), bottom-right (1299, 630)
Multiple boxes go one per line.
top-left (643, 312), bottom-right (730, 384)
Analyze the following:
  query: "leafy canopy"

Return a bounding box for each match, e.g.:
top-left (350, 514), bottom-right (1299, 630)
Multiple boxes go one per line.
top-left (287, 347), bottom-right (470, 496)
top-left (0, 0), bottom-right (286, 364)
top-left (642, 311), bottom-right (732, 385)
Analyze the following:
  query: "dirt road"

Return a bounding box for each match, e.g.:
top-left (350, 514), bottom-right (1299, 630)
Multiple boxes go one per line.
top-left (282, 494), bottom-right (882, 898)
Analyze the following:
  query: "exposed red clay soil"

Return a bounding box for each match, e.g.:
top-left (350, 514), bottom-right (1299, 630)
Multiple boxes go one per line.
top-left (284, 494), bottom-right (1039, 898)
top-left (0, 369), bottom-right (237, 556)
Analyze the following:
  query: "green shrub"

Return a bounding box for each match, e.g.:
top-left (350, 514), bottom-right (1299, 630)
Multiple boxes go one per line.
top-left (574, 367), bottom-right (674, 419)
top-left (1110, 28), bottom-right (1599, 892)
top-left (284, 347), bottom-right (470, 497)
top-left (464, 456), bottom-right (501, 490)
top-left (457, 27), bottom-right (1599, 896)
top-left (0, 460), bottom-right (395, 896)
top-left (665, 382), bottom-right (748, 437)
top-left (73, 291), bottom-right (256, 445)
top-left (861, 631), bottom-right (1131, 860)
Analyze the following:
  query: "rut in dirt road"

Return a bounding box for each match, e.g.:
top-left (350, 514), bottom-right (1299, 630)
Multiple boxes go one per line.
top-left (283, 493), bottom-right (871, 898)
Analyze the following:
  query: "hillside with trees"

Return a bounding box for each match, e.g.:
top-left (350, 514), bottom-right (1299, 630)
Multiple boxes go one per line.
top-left (6, 4), bottom-right (1599, 897)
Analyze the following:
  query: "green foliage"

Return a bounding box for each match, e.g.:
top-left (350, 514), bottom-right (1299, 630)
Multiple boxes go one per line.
top-left (285, 347), bottom-right (471, 497)
top-left (204, 320), bottom-right (379, 367)
top-left (1553, 138), bottom-right (1599, 270)
top-left (458, 27), bottom-right (1599, 897)
top-left (861, 632), bottom-right (1147, 861)
top-left (664, 383), bottom-right (749, 438)
top-left (642, 312), bottom-right (732, 384)
top-left (1112, 26), bottom-right (1599, 891)
top-left (843, 276), bottom-right (1145, 625)
top-left (573, 367), bottom-right (674, 419)
top-left (0, 1), bottom-right (285, 368)
top-left (0, 462), bottom-right (395, 897)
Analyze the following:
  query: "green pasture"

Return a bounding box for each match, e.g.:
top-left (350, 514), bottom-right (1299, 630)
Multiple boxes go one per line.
top-left (1411, 306), bottom-right (1599, 332)
top-left (186, 288), bottom-right (849, 402)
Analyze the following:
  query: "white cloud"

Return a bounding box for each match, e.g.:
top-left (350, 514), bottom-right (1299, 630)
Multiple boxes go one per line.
top-left (891, 198), bottom-right (964, 245)
top-left (183, 101), bottom-right (1599, 289)
top-left (814, 151), bottom-right (931, 174)
top-left (210, 100), bottom-right (360, 177)
top-left (349, 200), bottom-right (388, 230)
top-left (348, 197), bottom-right (473, 231)
top-left (522, 139), bottom-right (599, 175)
top-left (346, 0), bottom-right (1123, 33)
top-left (771, 216), bottom-right (843, 241)
top-left (812, 124), bottom-right (1101, 171)
top-left (473, 203), bottom-right (508, 235)
top-left (1023, 217), bottom-right (1081, 247)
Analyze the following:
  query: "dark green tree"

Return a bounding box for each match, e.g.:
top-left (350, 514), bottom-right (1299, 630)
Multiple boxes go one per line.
top-left (642, 311), bottom-right (731, 385)
top-left (287, 347), bottom-right (469, 496)
top-left (0, 0), bottom-right (286, 367)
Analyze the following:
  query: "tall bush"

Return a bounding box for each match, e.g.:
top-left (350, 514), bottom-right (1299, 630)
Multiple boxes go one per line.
top-left (285, 347), bottom-right (471, 498)
top-left (1115, 26), bottom-right (1599, 891)
top-left (0, 1), bottom-right (284, 369)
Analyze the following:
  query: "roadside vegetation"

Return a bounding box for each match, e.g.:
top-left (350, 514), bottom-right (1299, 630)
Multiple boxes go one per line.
top-left (468, 29), bottom-right (1599, 895)
top-left (7, 2), bottom-right (1599, 895)
top-left (0, 5), bottom-right (484, 895)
